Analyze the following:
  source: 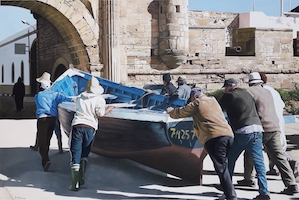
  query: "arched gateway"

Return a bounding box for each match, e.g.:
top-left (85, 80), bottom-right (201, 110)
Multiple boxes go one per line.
top-left (1, 0), bottom-right (114, 79)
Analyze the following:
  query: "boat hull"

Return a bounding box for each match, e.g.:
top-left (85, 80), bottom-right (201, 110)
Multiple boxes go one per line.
top-left (58, 103), bottom-right (207, 184)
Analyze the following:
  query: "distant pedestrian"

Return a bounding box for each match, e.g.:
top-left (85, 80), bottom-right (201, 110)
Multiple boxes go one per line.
top-left (176, 75), bottom-right (191, 100)
top-left (35, 72), bottom-right (72, 171)
top-left (219, 78), bottom-right (270, 200)
top-left (12, 77), bottom-right (25, 112)
top-left (68, 76), bottom-right (114, 191)
top-left (161, 73), bottom-right (176, 96)
top-left (167, 87), bottom-right (237, 200)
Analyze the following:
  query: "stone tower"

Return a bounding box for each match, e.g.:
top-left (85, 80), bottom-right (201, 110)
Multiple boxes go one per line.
top-left (158, 0), bottom-right (189, 69)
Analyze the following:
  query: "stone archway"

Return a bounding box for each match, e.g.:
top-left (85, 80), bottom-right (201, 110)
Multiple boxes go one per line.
top-left (52, 57), bottom-right (69, 81)
top-left (1, 0), bottom-right (100, 72)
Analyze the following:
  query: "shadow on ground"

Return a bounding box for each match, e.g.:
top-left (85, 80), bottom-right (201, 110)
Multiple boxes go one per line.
top-left (0, 147), bottom-right (227, 200)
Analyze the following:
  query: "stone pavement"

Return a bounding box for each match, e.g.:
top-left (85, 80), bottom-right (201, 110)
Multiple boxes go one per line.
top-left (0, 119), bottom-right (298, 200)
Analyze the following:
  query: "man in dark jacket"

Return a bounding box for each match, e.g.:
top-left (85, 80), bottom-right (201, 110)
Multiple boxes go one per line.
top-left (219, 78), bottom-right (270, 200)
top-left (161, 73), bottom-right (176, 96)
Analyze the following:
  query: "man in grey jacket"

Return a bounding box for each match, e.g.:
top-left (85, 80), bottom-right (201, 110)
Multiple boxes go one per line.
top-left (242, 72), bottom-right (298, 195)
top-left (176, 76), bottom-right (191, 100)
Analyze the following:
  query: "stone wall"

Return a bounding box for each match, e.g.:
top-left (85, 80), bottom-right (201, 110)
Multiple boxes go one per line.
top-left (37, 17), bottom-right (72, 78)
top-left (119, 7), bottom-right (299, 92)
top-left (33, 1), bottom-right (299, 92)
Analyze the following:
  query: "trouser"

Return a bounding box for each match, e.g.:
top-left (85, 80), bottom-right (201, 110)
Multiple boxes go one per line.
top-left (228, 132), bottom-right (269, 195)
top-left (205, 136), bottom-right (237, 200)
top-left (69, 125), bottom-right (95, 165)
top-left (15, 96), bottom-right (23, 111)
top-left (34, 119), bottom-right (62, 147)
top-left (244, 131), bottom-right (297, 187)
top-left (37, 117), bottom-right (56, 166)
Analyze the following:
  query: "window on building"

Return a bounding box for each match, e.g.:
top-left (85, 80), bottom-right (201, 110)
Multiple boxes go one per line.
top-left (12, 63), bottom-right (15, 83)
top-left (175, 5), bottom-right (180, 13)
top-left (21, 61), bottom-right (24, 80)
top-left (15, 43), bottom-right (26, 54)
top-left (1, 65), bottom-right (4, 83)
top-left (294, 32), bottom-right (299, 56)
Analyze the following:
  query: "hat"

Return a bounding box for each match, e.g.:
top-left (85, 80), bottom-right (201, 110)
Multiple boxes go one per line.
top-left (222, 78), bottom-right (237, 88)
top-left (248, 72), bottom-right (263, 84)
top-left (176, 75), bottom-right (187, 82)
top-left (36, 72), bottom-right (51, 83)
top-left (162, 73), bottom-right (171, 83)
top-left (190, 87), bottom-right (203, 97)
top-left (85, 76), bottom-right (104, 94)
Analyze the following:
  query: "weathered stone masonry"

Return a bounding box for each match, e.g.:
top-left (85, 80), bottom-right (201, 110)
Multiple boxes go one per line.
top-left (2, 0), bottom-right (299, 93)
top-left (125, 9), bottom-right (299, 91)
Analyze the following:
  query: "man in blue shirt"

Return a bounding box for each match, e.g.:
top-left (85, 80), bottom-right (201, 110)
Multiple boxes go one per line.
top-left (35, 72), bottom-right (72, 171)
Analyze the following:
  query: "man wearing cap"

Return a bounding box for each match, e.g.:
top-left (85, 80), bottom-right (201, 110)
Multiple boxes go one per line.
top-left (161, 73), bottom-right (176, 96)
top-left (167, 88), bottom-right (237, 200)
top-left (68, 76), bottom-right (114, 191)
top-left (176, 75), bottom-right (191, 100)
top-left (35, 72), bottom-right (72, 171)
top-left (219, 78), bottom-right (270, 200)
top-left (244, 72), bottom-right (299, 195)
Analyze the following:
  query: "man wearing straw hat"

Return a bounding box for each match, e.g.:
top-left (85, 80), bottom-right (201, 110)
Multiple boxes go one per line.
top-left (68, 76), bottom-right (114, 191)
top-left (35, 72), bottom-right (72, 171)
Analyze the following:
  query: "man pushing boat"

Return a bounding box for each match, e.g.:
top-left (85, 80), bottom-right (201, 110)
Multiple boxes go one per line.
top-left (68, 76), bottom-right (114, 191)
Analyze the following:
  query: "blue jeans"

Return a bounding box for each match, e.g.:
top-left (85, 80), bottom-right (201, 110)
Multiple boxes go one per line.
top-left (70, 126), bottom-right (96, 165)
top-left (228, 132), bottom-right (269, 195)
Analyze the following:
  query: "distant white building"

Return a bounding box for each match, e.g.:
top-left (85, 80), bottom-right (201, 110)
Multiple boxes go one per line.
top-left (239, 11), bottom-right (299, 38)
top-left (0, 25), bottom-right (36, 94)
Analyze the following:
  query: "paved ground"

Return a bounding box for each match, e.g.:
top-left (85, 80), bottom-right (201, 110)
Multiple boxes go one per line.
top-left (0, 119), bottom-right (299, 200)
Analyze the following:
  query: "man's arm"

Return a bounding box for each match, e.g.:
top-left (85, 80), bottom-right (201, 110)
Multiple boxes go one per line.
top-left (105, 106), bottom-right (114, 115)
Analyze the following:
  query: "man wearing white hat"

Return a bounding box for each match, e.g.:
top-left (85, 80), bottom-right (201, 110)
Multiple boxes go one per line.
top-left (35, 72), bottom-right (72, 171)
top-left (243, 72), bottom-right (299, 195)
top-left (68, 76), bottom-right (114, 191)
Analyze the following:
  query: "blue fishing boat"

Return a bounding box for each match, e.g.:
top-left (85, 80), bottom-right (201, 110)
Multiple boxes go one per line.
top-left (53, 68), bottom-right (207, 184)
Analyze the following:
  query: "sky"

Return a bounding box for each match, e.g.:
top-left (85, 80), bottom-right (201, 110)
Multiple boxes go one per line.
top-left (0, 0), bottom-right (298, 41)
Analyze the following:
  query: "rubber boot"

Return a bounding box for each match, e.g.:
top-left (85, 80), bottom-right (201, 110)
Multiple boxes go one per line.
top-left (58, 137), bottom-right (63, 154)
top-left (79, 159), bottom-right (87, 186)
top-left (68, 167), bottom-right (80, 191)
